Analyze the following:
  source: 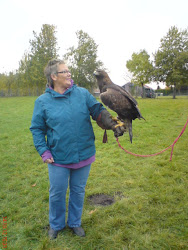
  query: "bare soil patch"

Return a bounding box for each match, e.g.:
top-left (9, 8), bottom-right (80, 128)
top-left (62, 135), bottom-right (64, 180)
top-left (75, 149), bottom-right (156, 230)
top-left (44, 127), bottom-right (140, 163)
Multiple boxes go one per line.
top-left (88, 192), bottom-right (124, 206)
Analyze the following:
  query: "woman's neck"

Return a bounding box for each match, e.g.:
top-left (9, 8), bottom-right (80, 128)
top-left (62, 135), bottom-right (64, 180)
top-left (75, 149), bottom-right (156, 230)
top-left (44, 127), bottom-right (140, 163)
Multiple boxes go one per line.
top-left (54, 85), bottom-right (67, 95)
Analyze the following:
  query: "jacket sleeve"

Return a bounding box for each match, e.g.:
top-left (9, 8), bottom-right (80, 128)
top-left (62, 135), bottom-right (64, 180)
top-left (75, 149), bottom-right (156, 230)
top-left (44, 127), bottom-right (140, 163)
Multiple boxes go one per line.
top-left (30, 99), bottom-right (49, 156)
top-left (86, 90), bottom-right (105, 120)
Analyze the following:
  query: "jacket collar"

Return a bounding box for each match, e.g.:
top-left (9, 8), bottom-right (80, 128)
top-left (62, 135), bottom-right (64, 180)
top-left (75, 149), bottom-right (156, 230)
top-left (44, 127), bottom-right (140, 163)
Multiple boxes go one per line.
top-left (45, 83), bottom-right (76, 98)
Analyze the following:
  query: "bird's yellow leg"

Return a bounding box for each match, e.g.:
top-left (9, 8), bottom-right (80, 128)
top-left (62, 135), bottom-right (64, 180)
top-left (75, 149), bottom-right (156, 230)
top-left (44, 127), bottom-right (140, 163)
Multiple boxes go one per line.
top-left (114, 121), bottom-right (125, 128)
top-left (111, 116), bottom-right (119, 122)
top-left (110, 116), bottom-right (125, 128)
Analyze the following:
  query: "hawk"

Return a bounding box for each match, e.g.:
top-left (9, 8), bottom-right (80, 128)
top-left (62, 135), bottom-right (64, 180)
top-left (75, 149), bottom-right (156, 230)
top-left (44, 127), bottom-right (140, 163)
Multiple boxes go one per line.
top-left (94, 69), bottom-right (145, 143)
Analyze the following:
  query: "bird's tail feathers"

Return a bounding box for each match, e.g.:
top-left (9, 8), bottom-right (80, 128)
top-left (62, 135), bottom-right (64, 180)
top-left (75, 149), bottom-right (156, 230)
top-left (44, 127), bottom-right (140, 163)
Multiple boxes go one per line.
top-left (139, 115), bottom-right (146, 121)
top-left (136, 106), bottom-right (146, 121)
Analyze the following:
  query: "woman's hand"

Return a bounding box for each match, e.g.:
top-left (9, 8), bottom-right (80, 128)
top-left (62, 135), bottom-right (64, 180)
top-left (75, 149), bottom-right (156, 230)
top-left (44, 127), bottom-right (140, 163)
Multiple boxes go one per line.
top-left (45, 158), bottom-right (54, 164)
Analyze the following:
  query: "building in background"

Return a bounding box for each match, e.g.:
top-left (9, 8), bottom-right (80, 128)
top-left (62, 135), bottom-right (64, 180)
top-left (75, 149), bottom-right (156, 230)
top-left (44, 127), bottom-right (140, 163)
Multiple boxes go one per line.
top-left (122, 82), bottom-right (156, 98)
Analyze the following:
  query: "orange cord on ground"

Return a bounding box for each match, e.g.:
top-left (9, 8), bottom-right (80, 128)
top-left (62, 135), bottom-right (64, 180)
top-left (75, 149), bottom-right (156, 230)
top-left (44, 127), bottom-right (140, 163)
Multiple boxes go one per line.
top-left (116, 118), bottom-right (188, 161)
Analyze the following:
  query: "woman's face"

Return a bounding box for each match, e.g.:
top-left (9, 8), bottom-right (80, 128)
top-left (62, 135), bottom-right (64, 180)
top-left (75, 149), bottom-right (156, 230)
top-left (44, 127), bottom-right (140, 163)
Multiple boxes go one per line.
top-left (53, 63), bottom-right (72, 90)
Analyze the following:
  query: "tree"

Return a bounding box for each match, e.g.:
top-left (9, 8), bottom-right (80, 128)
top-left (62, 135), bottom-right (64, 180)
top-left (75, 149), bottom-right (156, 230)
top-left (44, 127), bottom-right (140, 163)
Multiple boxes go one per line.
top-left (172, 51), bottom-right (188, 86)
top-left (0, 25), bottom-right (59, 96)
top-left (154, 26), bottom-right (188, 98)
top-left (18, 24), bottom-right (59, 96)
top-left (64, 30), bottom-right (104, 91)
top-left (0, 73), bottom-right (7, 96)
top-left (30, 24), bottom-right (59, 95)
top-left (17, 52), bottom-right (32, 95)
top-left (126, 49), bottom-right (153, 98)
top-left (0, 72), bottom-right (18, 97)
top-left (5, 72), bottom-right (16, 96)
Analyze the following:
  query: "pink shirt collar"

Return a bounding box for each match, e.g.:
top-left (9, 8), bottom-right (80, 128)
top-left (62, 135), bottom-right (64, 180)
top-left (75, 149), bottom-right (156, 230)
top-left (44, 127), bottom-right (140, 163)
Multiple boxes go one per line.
top-left (49, 80), bottom-right (74, 95)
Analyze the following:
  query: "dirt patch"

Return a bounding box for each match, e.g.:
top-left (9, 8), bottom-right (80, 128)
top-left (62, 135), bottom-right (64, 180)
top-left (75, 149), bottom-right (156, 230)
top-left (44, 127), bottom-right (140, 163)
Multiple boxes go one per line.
top-left (88, 194), bottom-right (115, 206)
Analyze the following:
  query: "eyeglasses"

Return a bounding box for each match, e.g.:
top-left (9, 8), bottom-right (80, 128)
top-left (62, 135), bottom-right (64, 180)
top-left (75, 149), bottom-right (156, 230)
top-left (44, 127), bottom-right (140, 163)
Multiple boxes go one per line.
top-left (57, 70), bottom-right (71, 74)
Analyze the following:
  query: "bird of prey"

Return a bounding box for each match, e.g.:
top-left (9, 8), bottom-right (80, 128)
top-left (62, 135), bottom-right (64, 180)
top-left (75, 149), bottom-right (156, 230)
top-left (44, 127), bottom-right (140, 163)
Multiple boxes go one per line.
top-left (93, 69), bottom-right (145, 143)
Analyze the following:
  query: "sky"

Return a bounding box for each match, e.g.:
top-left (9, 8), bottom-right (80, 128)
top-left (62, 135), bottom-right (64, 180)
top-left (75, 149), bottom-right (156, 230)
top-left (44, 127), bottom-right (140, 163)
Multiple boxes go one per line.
top-left (0, 0), bottom-right (187, 89)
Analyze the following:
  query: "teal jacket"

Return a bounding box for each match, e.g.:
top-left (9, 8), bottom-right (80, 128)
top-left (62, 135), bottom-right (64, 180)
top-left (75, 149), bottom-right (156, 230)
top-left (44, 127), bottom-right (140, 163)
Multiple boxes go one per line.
top-left (30, 85), bottom-right (104, 165)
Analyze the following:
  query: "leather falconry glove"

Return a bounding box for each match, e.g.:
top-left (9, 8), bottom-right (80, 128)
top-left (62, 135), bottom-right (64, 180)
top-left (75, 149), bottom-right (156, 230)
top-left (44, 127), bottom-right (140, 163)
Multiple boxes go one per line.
top-left (97, 110), bottom-right (125, 138)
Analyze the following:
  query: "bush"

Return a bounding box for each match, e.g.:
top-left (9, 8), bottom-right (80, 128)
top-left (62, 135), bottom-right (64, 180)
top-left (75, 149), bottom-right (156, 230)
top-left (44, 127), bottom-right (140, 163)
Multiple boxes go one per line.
top-left (155, 88), bottom-right (173, 96)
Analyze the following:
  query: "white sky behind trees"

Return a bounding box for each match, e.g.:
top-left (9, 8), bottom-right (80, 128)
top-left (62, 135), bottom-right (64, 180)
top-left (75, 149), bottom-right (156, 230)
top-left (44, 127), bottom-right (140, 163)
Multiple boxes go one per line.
top-left (0, 0), bottom-right (187, 89)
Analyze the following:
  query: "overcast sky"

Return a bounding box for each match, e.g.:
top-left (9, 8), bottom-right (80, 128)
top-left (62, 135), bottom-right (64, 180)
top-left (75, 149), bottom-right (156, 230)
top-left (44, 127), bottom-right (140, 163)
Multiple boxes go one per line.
top-left (0, 0), bottom-right (187, 88)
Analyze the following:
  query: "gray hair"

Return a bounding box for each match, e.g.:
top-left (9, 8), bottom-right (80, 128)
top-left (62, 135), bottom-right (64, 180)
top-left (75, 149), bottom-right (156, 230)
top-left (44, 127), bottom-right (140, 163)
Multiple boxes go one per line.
top-left (44, 59), bottom-right (65, 88)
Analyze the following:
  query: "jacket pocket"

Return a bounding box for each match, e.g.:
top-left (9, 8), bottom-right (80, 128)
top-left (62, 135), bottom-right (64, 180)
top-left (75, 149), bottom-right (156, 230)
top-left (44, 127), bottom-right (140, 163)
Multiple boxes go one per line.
top-left (47, 129), bottom-right (55, 148)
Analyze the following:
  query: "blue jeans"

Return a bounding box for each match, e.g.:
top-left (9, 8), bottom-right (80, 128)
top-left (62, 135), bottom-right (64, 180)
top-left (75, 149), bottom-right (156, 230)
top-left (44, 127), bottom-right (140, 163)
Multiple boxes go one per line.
top-left (48, 164), bottom-right (91, 230)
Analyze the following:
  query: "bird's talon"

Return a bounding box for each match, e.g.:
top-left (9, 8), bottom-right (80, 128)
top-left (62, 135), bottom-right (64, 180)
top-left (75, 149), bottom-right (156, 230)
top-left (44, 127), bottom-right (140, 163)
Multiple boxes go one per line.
top-left (114, 122), bottom-right (125, 128)
top-left (111, 116), bottom-right (119, 122)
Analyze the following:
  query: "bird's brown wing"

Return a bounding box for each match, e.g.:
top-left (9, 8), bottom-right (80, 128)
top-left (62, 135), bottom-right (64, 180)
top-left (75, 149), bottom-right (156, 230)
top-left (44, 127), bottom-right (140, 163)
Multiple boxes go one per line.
top-left (100, 84), bottom-right (143, 120)
top-left (107, 84), bottom-right (138, 106)
top-left (100, 87), bottom-right (133, 117)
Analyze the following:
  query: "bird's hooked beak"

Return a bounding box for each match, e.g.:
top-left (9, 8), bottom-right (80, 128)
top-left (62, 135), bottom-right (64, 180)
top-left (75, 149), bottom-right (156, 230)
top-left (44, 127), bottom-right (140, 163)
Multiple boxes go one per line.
top-left (93, 70), bottom-right (100, 76)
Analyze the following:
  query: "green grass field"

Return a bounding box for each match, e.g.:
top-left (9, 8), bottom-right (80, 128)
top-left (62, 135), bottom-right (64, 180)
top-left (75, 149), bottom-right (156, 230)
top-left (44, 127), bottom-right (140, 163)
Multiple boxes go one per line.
top-left (0, 96), bottom-right (188, 250)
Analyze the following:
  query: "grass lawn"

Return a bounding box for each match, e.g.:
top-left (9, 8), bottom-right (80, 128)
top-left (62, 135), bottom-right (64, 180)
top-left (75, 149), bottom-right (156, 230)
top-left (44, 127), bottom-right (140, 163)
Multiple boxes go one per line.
top-left (0, 96), bottom-right (188, 250)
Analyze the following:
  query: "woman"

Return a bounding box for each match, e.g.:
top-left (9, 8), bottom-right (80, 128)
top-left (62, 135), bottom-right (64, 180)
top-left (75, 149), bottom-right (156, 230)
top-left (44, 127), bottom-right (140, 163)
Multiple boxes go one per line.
top-left (30, 59), bottom-right (124, 240)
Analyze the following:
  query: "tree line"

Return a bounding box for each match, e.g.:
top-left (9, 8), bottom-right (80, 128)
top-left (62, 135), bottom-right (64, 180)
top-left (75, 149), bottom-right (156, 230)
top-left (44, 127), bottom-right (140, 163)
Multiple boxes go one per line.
top-left (126, 26), bottom-right (188, 98)
top-left (0, 25), bottom-right (103, 97)
top-left (0, 25), bottom-right (187, 98)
